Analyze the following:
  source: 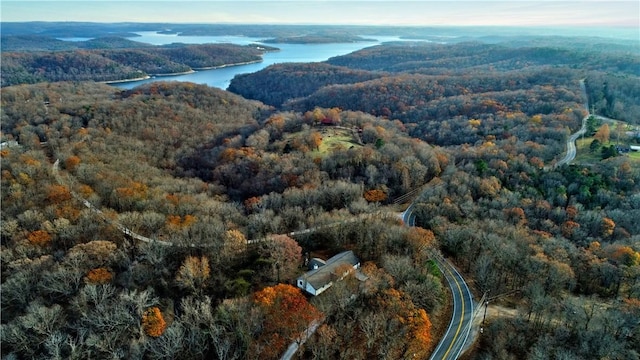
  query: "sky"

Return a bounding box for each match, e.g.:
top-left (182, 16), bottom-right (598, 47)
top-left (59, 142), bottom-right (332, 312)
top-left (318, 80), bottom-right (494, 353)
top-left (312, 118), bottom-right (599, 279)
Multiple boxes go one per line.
top-left (2, 1), bottom-right (639, 28)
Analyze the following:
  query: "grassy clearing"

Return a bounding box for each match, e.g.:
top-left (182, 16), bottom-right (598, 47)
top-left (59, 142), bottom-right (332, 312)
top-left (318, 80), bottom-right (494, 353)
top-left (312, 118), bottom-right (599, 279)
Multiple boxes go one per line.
top-left (574, 136), bottom-right (640, 167)
top-left (574, 137), bottom-right (603, 164)
top-left (309, 127), bottom-right (361, 157)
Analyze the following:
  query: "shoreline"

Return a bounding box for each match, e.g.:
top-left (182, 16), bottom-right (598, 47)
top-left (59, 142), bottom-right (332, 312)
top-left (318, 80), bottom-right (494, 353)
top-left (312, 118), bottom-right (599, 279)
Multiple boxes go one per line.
top-left (192, 59), bottom-right (262, 70)
top-left (103, 75), bottom-right (151, 84)
top-left (103, 59), bottom-right (263, 85)
top-left (152, 69), bottom-right (196, 77)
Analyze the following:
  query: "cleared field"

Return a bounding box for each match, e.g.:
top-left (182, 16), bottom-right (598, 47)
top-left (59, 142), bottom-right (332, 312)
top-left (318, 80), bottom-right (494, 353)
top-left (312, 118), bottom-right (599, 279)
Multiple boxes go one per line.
top-left (574, 137), bottom-right (640, 166)
top-left (574, 137), bottom-right (603, 164)
top-left (309, 127), bottom-right (361, 157)
top-left (629, 151), bottom-right (640, 161)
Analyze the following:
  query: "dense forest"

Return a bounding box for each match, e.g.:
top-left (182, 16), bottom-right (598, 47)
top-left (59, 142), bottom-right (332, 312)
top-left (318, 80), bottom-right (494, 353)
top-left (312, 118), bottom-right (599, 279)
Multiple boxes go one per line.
top-left (1, 32), bottom-right (639, 360)
top-left (0, 42), bottom-right (274, 87)
top-left (230, 41), bottom-right (640, 126)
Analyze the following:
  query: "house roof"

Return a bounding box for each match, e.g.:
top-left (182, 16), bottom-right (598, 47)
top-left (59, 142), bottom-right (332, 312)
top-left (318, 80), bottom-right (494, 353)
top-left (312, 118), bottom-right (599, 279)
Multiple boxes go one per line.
top-left (301, 251), bottom-right (359, 290)
top-left (308, 257), bottom-right (326, 270)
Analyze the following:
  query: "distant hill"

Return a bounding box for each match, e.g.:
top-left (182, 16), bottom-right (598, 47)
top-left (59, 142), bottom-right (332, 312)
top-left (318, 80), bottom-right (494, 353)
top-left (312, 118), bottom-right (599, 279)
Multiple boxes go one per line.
top-left (228, 62), bottom-right (382, 107)
top-left (1, 43), bottom-right (273, 86)
top-left (0, 35), bottom-right (79, 51)
top-left (229, 41), bottom-right (640, 128)
top-left (1, 35), bottom-right (157, 52)
top-left (261, 34), bottom-right (376, 44)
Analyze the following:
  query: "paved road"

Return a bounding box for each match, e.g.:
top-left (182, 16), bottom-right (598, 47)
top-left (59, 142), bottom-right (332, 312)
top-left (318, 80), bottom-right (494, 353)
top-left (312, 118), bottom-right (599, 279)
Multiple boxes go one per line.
top-left (280, 320), bottom-right (323, 360)
top-left (401, 207), bottom-right (476, 360)
top-left (556, 79), bottom-right (589, 167)
top-left (428, 254), bottom-right (475, 360)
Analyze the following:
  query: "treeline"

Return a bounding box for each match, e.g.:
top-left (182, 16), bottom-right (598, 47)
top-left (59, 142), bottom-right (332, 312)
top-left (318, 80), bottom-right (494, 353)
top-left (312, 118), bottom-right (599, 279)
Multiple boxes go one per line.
top-left (585, 72), bottom-right (640, 124)
top-left (324, 41), bottom-right (640, 76)
top-left (1, 35), bottom-right (156, 52)
top-left (1, 43), bottom-right (271, 86)
top-left (261, 34), bottom-right (374, 44)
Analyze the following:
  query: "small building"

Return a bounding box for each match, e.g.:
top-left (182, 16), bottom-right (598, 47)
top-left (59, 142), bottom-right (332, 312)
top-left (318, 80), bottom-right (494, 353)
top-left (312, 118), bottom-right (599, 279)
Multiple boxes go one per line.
top-left (615, 145), bottom-right (631, 153)
top-left (320, 118), bottom-right (335, 126)
top-left (0, 141), bottom-right (19, 149)
top-left (297, 251), bottom-right (360, 296)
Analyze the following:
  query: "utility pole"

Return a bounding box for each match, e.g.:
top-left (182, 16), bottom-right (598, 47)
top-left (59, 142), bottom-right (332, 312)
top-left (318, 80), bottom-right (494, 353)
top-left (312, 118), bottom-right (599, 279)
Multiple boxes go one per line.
top-left (483, 298), bottom-right (489, 325)
top-left (480, 290), bottom-right (489, 334)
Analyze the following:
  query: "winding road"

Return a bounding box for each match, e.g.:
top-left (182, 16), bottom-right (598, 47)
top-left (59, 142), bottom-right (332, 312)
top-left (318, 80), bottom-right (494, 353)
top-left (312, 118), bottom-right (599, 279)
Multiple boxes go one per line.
top-left (397, 79), bottom-right (599, 358)
top-left (556, 79), bottom-right (589, 167)
top-left (428, 253), bottom-right (475, 360)
top-left (402, 207), bottom-right (476, 360)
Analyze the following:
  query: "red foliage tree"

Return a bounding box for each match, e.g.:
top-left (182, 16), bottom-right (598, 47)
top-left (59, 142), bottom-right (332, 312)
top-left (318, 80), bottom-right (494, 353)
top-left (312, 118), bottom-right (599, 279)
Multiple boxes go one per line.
top-left (260, 235), bottom-right (302, 281)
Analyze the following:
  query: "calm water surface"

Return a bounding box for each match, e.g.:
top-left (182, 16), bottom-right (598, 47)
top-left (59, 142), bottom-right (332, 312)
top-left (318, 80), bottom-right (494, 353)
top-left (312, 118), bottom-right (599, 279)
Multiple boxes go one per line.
top-left (111, 32), bottom-right (410, 90)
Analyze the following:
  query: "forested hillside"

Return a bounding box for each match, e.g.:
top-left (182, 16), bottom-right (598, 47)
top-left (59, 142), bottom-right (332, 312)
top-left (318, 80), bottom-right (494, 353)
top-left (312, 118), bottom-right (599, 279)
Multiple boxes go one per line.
top-left (226, 40), bottom-right (640, 359)
top-left (1, 81), bottom-right (448, 359)
top-left (1, 36), bottom-right (639, 360)
top-left (227, 62), bottom-right (382, 107)
top-left (230, 41), bottom-right (640, 126)
top-left (0, 42), bottom-right (272, 86)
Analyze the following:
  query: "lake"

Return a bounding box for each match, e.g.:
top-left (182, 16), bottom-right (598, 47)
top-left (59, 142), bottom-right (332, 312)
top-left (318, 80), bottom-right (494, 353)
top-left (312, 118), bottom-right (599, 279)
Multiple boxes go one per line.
top-left (110, 32), bottom-right (411, 90)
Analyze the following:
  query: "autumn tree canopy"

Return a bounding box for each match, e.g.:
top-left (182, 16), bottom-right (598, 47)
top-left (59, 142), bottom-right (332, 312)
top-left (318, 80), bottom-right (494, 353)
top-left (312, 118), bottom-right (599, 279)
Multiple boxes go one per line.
top-left (251, 284), bottom-right (322, 359)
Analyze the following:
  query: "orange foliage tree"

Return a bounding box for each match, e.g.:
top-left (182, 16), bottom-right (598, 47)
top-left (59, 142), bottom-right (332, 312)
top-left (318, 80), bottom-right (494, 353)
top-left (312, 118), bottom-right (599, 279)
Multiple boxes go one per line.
top-left (503, 207), bottom-right (527, 226)
top-left (602, 244), bottom-right (640, 267)
top-left (601, 217), bottom-right (615, 238)
top-left (309, 131), bottom-right (323, 150)
top-left (65, 155), bottom-right (81, 171)
top-left (375, 288), bottom-right (433, 358)
top-left (364, 189), bottom-right (387, 203)
top-left (562, 220), bottom-right (580, 238)
top-left (594, 123), bottom-right (610, 143)
top-left (251, 284), bottom-right (322, 359)
top-left (405, 308), bottom-right (433, 359)
top-left (405, 227), bottom-right (436, 261)
top-left (47, 184), bottom-right (72, 203)
top-left (142, 307), bottom-right (167, 337)
top-left (85, 267), bottom-right (113, 284)
top-left (244, 196), bottom-right (262, 212)
top-left (27, 230), bottom-right (52, 246)
top-left (166, 214), bottom-right (197, 229)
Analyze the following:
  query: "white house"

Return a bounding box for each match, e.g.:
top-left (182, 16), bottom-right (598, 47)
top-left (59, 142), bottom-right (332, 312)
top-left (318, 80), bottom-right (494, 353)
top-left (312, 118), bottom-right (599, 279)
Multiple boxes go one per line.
top-left (297, 251), bottom-right (360, 296)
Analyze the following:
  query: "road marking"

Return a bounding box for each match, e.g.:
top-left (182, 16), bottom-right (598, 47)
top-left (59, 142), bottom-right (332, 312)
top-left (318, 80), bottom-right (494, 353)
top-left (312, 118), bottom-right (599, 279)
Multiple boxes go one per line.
top-left (441, 258), bottom-right (465, 359)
